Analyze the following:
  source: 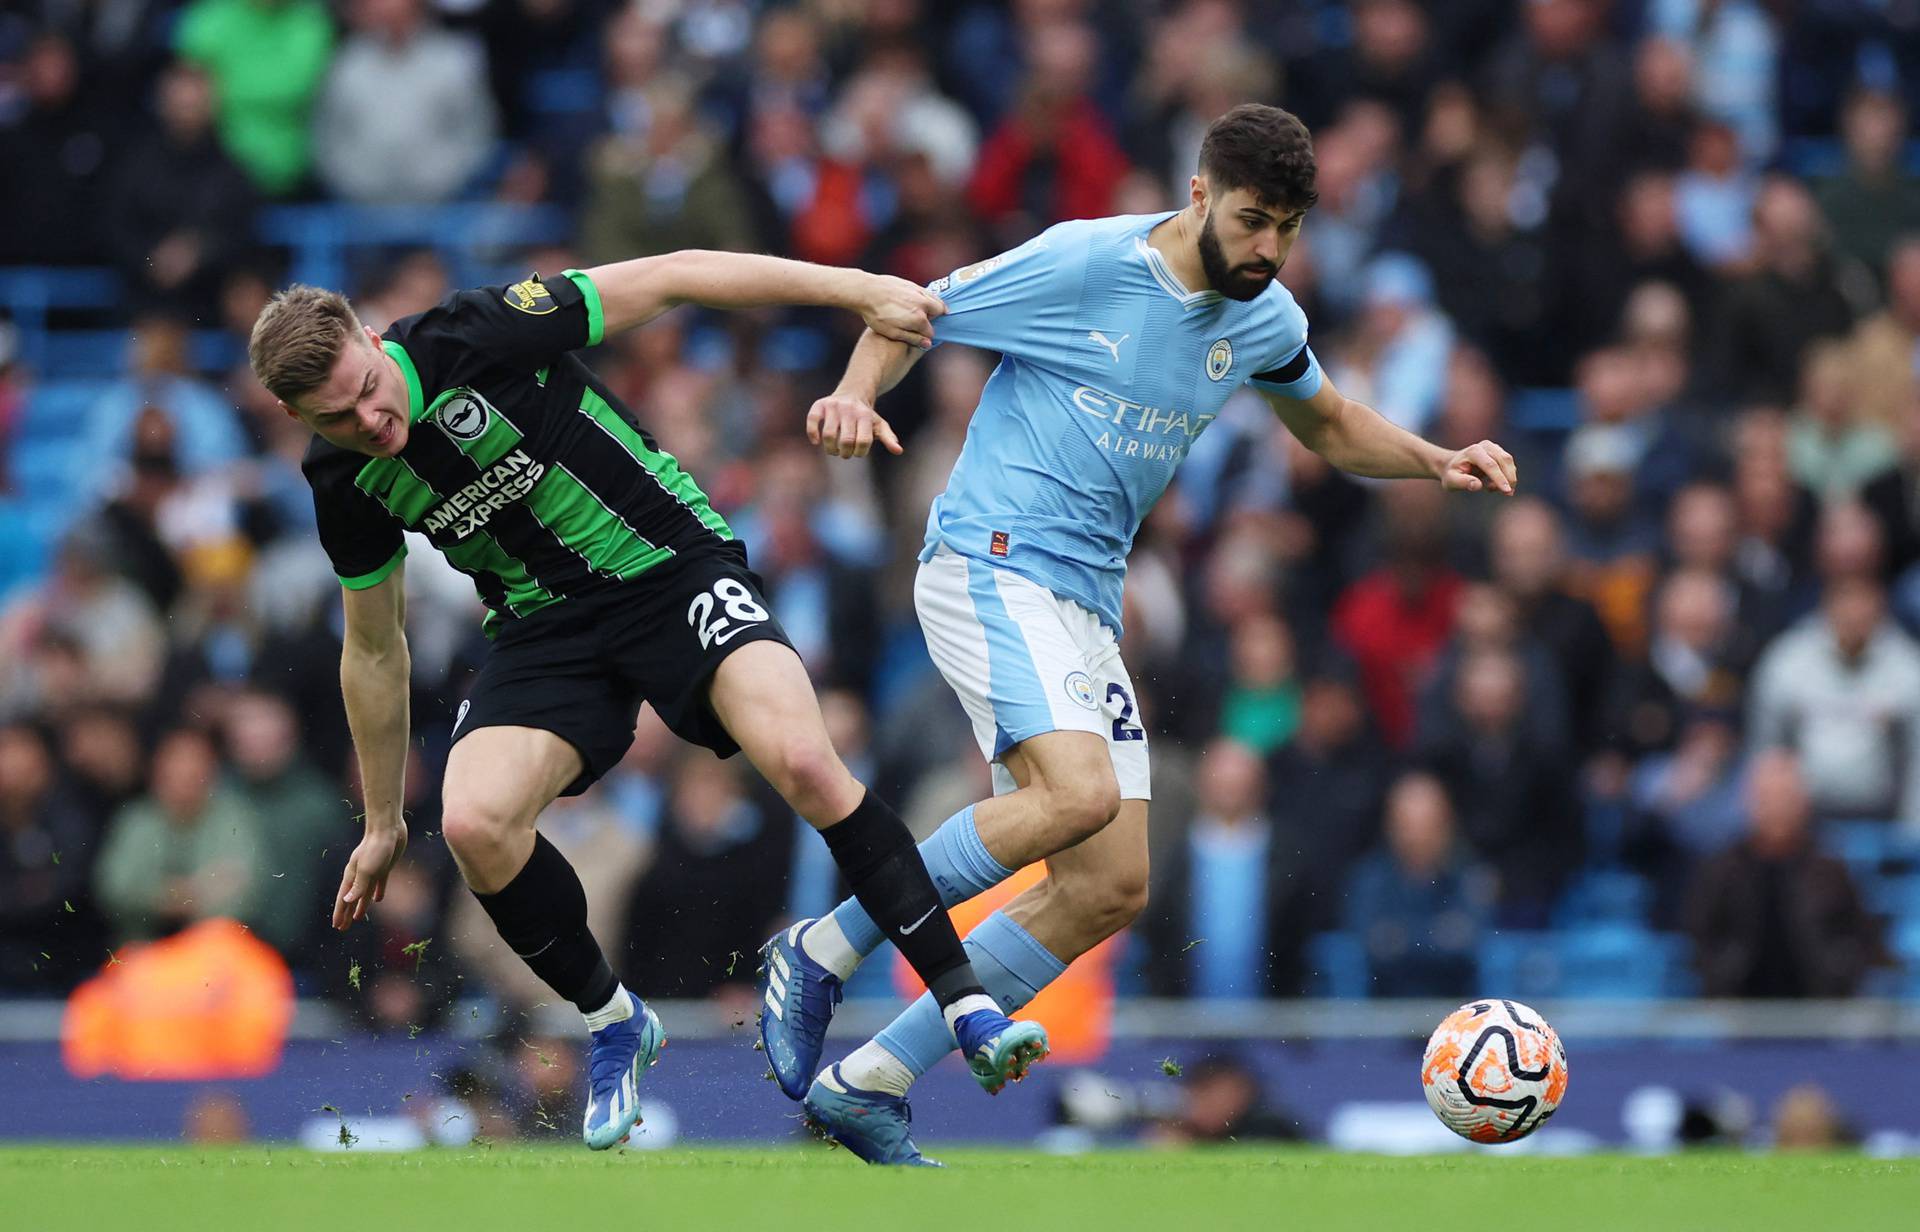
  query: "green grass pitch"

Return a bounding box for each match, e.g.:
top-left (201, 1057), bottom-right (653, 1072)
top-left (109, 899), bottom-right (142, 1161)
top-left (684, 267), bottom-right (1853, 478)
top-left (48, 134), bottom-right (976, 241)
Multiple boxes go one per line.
top-left (5, 1146), bottom-right (1917, 1231)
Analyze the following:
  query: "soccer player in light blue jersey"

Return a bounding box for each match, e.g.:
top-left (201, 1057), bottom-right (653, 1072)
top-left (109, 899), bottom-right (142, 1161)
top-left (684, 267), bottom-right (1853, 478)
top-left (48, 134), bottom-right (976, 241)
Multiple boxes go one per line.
top-left (759, 103), bottom-right (1518, 1165)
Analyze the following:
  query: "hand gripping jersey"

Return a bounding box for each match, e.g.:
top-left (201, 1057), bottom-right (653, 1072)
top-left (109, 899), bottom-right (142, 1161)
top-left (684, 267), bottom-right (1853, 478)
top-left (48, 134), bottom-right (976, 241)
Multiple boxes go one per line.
top-left (920, 213), bottom-right (1323, 636)
top-left (302, 271), bottom-right (735, 628)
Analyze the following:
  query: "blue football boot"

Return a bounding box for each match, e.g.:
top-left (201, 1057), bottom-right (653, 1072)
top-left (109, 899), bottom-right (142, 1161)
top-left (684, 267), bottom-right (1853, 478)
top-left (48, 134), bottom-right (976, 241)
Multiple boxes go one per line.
top-left (758, 921), bottom-right (843, 1100)
top-left (954, 1009), bottom-right (1049, 1095)
top-left (582, 992), bottom-right (665, 1150)
top-left (802, 1064), bottom-right (941, 1167)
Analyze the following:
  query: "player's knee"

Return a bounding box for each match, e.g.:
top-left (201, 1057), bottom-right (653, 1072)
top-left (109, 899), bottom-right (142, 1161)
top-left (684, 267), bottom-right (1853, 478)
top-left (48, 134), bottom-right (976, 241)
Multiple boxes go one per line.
top-left (1045, 776), bottom-right (1122, 846)
top-left (440, 800), bottom-right (512, 862)
top-left (767, 733), bottom-right (853, 819)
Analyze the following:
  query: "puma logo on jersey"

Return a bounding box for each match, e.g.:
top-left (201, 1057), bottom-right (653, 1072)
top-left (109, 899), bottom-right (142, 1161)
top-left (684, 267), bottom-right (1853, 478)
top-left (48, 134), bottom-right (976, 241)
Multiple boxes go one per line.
top-left (1088, 330), bottom-right (1130, 362)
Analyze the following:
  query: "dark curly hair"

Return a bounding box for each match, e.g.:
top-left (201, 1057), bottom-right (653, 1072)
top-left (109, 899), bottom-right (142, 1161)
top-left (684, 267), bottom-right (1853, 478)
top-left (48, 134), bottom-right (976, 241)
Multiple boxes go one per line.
top-left (1198, 103), bottom-right (1319, 213)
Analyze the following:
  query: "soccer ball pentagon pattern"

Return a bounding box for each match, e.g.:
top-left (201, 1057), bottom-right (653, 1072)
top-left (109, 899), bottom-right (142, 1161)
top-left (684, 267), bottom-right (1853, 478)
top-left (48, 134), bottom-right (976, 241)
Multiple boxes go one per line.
top-left (1421, 999), bottom-right (1569, 1143)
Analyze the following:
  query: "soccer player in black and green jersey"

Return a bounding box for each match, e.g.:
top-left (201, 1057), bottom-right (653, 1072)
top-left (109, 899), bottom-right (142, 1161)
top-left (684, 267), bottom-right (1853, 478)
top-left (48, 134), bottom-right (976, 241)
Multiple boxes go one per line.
top-left (249, 252), bottom-right (1047, 1150)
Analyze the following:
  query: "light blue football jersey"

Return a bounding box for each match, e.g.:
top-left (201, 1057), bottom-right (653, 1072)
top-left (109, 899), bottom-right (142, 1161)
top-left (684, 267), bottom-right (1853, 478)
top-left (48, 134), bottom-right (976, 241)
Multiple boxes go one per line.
top-left (919, 211), bottom-right (1323, 636)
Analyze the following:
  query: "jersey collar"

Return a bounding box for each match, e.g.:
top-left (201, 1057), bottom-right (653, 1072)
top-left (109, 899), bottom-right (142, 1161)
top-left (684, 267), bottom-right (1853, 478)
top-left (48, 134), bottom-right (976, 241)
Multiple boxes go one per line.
top-left (1134, 218), bottom-right (1224, 310)
top-left (381, 339), bottom-right (426, 422)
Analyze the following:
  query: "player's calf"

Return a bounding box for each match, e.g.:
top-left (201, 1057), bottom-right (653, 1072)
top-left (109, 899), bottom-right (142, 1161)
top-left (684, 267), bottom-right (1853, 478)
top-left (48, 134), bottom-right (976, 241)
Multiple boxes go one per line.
top-left (1045, 861), bottom-right (1150, 945)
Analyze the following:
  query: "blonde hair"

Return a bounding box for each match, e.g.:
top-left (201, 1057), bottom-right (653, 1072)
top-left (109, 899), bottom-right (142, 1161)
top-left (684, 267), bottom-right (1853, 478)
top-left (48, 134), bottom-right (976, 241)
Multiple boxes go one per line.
top-left (248, 284), bottom-right (365, 405)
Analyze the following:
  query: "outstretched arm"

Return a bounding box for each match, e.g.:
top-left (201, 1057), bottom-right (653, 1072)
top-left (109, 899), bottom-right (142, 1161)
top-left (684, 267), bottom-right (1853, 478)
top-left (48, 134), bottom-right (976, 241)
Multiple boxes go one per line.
top-left (807, 328), bottom-right (928, 458)
top-left (1259, 376), bottom-right (1517, 493)
top-left (334, 568), bottom-right (411, 930)
top-left (579, 251), bottom-right (945, 347)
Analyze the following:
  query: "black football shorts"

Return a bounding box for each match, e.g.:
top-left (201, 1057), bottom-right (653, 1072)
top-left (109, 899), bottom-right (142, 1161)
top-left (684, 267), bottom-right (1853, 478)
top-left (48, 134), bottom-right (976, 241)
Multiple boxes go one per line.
top-left (452, 543), bottom-right (793, 795)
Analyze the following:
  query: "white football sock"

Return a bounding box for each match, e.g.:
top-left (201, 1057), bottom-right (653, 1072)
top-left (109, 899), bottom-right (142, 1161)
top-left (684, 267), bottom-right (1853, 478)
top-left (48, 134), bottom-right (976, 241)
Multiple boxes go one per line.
top-left (798, 916), bottom-right (861, 981)
top-left (837, 1040), bottom-right (915, 1097)
top-left (582, 984), bottom-right (634, 1032)
top-left (941, 993), bottom-right (998, 1038)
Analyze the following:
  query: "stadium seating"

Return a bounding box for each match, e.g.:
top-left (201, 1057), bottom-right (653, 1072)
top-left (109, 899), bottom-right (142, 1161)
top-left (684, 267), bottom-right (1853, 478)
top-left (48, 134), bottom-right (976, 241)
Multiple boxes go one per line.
top-left (1477, 927), bottom-right (1695, 1000)
top-left (34, 330), bottom-right (239, 380)
top-left (0, 501), bottom-right (48, 598)
top-left (1305, 932), bottom-right (1371, 1000)
top-left (256, 203), bottom-right (572, 291)
top-left (1552, 870), bottom-right (1655, 930)
top-left (0, 267), bottom-right (123, 373)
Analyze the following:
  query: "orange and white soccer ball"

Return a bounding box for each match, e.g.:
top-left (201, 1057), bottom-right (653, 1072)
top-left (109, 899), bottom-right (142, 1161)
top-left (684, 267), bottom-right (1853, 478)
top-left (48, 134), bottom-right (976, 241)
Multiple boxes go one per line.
top-left (1421, 999), bottom-right (1569, 1144)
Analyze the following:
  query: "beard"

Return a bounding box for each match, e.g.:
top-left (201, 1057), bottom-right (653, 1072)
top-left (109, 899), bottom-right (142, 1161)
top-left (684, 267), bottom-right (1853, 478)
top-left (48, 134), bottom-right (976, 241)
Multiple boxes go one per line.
top-left (1198, 213), bottom-right (1278, 302)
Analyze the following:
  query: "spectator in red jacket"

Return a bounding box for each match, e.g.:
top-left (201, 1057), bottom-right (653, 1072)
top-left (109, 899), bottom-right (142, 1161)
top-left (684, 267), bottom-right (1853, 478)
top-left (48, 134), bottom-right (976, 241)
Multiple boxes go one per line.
top-left (1332, 484), bottom-right (1463, 747)
top-left (968, 20), bottom-right (1130, 237)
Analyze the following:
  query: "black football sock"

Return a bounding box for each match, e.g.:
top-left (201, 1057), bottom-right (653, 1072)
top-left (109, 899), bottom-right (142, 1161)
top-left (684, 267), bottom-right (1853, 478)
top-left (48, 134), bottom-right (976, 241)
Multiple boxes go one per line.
top-left (819, 790), bottom-right (988, 1010)
top-left (473, 833), bottom-right (620, 1015)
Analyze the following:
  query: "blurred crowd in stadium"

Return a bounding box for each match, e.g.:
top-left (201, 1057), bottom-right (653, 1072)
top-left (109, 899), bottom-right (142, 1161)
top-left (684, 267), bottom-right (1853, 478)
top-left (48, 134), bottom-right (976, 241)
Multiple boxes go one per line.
top-left (4, 0), bottom-right (1920, 1028)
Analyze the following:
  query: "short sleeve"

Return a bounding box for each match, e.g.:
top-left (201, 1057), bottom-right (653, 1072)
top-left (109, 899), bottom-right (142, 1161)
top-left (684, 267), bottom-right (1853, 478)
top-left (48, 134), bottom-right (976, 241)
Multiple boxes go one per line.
top-left (302, 446), bottom-right (407, 589)
top-left (1249, 343), bottom-right (1323, 401)
top-left (400, 269), bottom-right (602, 371)
top-left (1247, 291), bottom-right (1323, 400)
top-left (926, 227), bottom-right (1085, 360)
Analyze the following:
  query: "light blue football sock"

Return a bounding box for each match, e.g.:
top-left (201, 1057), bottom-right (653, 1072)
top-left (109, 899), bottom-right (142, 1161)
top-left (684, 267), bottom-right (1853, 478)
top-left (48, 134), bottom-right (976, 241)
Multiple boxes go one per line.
top-left (873, 910), bottom-right (1068, 1078)
top-left (828, 804), bottom-right (1013, 958)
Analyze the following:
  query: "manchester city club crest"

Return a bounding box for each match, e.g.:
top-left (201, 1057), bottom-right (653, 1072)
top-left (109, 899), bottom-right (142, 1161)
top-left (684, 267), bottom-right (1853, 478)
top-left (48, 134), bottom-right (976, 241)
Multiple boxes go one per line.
top-left (1207, 338), bottom-right (1234, 381)
top-left (437, 391), bottom-right (491, 441)
top-left (1064, 671), bottom-right (1098, 710)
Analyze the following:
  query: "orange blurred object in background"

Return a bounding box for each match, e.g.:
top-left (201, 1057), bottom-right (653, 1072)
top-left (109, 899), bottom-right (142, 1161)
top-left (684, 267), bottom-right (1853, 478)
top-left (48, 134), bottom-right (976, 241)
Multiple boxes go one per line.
top-left (62, 918), bottom-right (295, 1080)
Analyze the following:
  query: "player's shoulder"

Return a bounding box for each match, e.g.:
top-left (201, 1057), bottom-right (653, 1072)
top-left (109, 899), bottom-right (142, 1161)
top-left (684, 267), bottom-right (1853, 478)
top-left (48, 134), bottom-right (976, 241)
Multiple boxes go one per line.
top-left (1047, 212), bottom-right (1155, 239)
top-left (1041, 212), bottom-right (1169, 256)
top-left (300, 431), bottom-right (365, 490)
top-left (975, 214), bottom-right (1163, 287)
top-left (1245, 276), bottom-right (1312, 342)
top-left (384, 287), bottom-right (475, 361)
top-left (379, 282), bottom-right (515, 390)
top-left (1250, 274), bottom-right (1309, 320)
top-left (387, 274), bottom-right (558, 346)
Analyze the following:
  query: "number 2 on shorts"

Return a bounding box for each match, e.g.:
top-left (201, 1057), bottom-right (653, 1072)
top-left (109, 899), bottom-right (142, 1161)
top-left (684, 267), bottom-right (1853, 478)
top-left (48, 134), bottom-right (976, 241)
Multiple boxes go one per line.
top-left (687, 578), bottom-right (770, 649)
top-left (1107, 682), bottom-right (1144, 742)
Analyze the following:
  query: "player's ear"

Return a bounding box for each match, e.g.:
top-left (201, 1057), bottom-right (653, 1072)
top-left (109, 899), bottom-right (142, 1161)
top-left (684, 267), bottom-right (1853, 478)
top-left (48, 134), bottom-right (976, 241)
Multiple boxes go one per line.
top-left (1190, 174), bottom-right (1208, 214)
top-left (277, 399), bottom-right (301, 422)
top-left (362, 325), bottom-right (382, 348)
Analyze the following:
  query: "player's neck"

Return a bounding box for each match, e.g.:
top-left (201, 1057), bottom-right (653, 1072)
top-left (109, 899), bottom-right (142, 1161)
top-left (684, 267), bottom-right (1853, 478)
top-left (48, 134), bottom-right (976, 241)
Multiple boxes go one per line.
top-left (1146, 208), bottom-right (1213, 296)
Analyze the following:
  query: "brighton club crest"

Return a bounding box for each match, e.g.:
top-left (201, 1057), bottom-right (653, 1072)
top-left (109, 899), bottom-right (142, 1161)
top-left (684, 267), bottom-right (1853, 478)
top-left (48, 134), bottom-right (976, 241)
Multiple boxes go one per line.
top-left (437, 391), bottom-right (491, 441)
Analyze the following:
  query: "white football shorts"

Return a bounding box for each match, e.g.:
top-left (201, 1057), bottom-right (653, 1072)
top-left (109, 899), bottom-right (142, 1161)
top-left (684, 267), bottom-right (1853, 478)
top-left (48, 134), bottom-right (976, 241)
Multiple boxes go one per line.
top-left (914, 545), bottom-right (1151, 800)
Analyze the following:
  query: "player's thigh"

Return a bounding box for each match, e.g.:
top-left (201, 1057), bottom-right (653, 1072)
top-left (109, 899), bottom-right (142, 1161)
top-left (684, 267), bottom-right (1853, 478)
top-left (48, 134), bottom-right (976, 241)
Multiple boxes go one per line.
top-left (1005, 729), bottom-right (1120, 803)
top-left (619, 550), bottom-right (857, 822)
top-left (914, 549), bottom-right (1111, 773)
top-left (447, 614), bottom-right (629, 798)
top-left (998, 635), bottom-right (1148, 816)
top-left (705, 638), bottom-right (862, 823)
top-left (1087, 638), bottom-right (1152, 802)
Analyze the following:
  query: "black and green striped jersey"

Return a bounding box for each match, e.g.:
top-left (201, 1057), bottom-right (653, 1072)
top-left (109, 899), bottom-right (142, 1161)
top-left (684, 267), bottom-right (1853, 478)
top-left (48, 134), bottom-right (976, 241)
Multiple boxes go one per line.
top-left (301, 269), bottom-right (734, 625)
